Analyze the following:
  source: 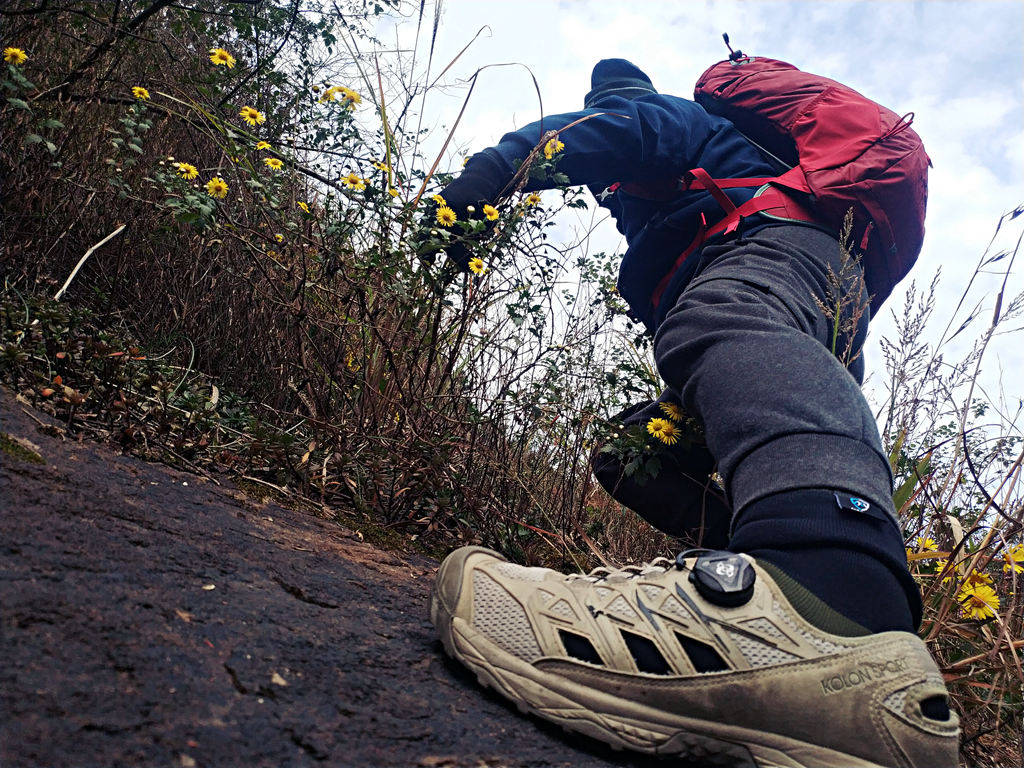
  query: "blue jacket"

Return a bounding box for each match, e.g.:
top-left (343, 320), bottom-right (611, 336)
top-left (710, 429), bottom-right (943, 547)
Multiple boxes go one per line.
top-left (466, 92), bottom-right (779, 332)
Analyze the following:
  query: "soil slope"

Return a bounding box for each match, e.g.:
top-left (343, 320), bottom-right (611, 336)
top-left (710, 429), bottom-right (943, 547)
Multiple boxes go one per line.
top-left (0, 387), bottom-right (671, 768)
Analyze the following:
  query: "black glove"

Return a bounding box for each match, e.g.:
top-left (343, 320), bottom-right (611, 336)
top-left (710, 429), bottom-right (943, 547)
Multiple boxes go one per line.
top-left (418, 155), bottom-right (509, 272)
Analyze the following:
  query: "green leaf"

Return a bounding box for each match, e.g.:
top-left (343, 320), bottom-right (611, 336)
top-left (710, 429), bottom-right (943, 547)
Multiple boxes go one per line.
top-left (39, 118), bottom-right (65, 130)
top-left (43, 140), bottom-right (57, 154)
top-left (23, 133), bottom-right (43, 144)
top-left (893, 453), bottom-right (931, 512)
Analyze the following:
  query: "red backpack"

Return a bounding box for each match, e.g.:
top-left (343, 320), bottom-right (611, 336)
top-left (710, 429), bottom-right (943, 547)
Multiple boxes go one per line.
top-left (647, 53), bottom-right (931, 313)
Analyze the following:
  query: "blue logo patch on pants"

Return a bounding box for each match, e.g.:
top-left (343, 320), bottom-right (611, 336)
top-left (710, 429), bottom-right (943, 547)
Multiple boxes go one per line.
top-left (834, 492), bottom-right (871, 513)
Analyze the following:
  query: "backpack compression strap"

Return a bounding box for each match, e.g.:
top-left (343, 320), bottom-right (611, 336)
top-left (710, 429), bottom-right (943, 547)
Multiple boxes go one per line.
top-left (648, 166), bottom-right (819, 310)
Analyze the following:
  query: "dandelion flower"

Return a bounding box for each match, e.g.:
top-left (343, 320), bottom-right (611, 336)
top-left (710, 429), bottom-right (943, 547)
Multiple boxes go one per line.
top-left (431, 194), bottom-right (447, 207)
top-left (239, 106), bottom-right (265, 126)
top-left (264, 157), bottom-right (283, 170)
top-left (274, 233), bottom-right (284, 243)
top-left (957, 582), bottom-right (999, 620)
top-left (204, 176), bottom-right (228, 199)
top-left (435, 206), bottom-right (456, 227)
top-left (298, 201), bottom-right (310, 213)
top-left (1002, 543), bottom-right (1024, 574)
top-left (646, 417), bottom-right (680, 445)
top-left (255, 141), bottom-right (272, 151)
top-left (342, 172), bottom-right (366, 190)
top-left (915, 537), bottom-right (937, 552)
top-left (387, 187), bottom-right (399, 198)
top-left (482, 204), bottom-right (499, 221)
top-left (468, 257), bottom-right (486, 275)
top-left (659, 401), bottom-right (684, 422)
top-left (524, 192), bottom-right (542, 207)
top-left (373, 161), bottom-right (390, 172)
top-left (209, 47), bottom-right (236, 68)
top-left (131, 86), bottom-right (150, 100)
top-left (174, 162), bottom-right (199, 180)
top-left (543, 137), bottom-right (565, 160)
top-left (4, 47), bottom-right (28, 65)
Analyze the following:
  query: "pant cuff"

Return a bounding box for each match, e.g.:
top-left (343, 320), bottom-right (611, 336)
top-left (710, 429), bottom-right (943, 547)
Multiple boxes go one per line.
top-left (729, 432), bottom-right (896, 521)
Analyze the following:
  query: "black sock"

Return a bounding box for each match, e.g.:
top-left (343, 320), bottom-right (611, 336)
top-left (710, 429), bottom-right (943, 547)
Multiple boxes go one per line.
top-left (729, 488), bottom-right (920, 634)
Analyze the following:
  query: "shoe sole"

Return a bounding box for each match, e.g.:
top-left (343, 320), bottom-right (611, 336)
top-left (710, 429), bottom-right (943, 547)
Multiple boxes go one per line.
top-left (431, 591), bottom-right (886, 768)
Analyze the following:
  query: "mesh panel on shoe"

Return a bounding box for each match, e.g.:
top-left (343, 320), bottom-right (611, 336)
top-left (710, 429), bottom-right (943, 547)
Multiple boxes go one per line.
top-left (472, 571), bottom-right (542, 661)
top-left (606, 595), bottom-right (639, 622)
top-left (548, 599), bottom-right (578, 621)
top-left (726, 630), bottom-right (800, 667)
top-left (884, 688), bottom-right (908, 715)
top-left (740, 617), bottom-right (788, 642)
top-left (772, 600), bottom-right (849, 655)
top-left (639, 584), bottom-right (663, 602)
top-left (659, 595), bottom-right (694, 624)
top-left (595, 586), bottom-right (613, 600)
top-left (492, 561), bottom-right (550, 582)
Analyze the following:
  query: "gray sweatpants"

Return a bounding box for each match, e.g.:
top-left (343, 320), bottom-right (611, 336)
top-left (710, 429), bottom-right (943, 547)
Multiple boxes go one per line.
top-left (594, 224), bottom-right (897, 537)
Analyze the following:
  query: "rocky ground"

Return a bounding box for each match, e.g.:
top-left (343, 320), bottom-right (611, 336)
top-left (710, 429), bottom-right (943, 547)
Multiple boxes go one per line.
top-left (1, 386), bottom-right (677, 768)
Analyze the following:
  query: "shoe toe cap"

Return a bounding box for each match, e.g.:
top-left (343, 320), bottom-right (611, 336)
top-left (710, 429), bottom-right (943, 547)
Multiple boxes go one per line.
top-left (431, 545), bottom-right (505, 623)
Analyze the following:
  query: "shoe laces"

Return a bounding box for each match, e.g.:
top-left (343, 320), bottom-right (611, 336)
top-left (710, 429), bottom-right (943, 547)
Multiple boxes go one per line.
top-left (568, 556), bottom-right (676, 583)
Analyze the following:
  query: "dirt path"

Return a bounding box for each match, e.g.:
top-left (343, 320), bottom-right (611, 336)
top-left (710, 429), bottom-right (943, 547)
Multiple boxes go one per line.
top-left (0, 387), bottom-right (673, 768)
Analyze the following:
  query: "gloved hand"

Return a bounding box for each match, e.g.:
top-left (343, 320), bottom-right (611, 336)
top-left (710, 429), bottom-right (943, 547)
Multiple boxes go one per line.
top-left (414, 155), bottom-right (508, 272)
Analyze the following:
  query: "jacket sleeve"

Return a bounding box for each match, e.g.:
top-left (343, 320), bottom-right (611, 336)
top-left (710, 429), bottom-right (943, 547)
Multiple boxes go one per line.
top-left (465, 94), bottom-right (716, 192)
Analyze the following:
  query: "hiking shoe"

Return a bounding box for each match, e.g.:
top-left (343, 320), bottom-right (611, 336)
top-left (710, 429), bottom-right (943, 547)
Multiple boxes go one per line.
top-left (430, 546), bottom-right (959, 767)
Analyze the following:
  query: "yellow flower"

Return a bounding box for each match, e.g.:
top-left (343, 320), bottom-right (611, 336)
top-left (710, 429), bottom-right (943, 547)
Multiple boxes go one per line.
top-left (342, 172), bottom-right (366, 190)
top-left (659, 401), bottom-right (684, 422)
top-left (387, 187), bottom-right (399, 198)
top-left (962, 569), bottom-right (993, 589)
top-left (298, 201), bottom-right (310, 213)
top-left (255, 141), bottom-right (272, 151)
top-left (932, 558), bottom-right (952, 583)
top-left (646, 417), bottom-right (680, 445)
top-left (373, 161), bottom-right (390, 172)
top-left (4, 47), bottom-right (28, 66)
top-left (339, 86), bottom-right (361, 107)
top-left (462, 156), bottom-right (471, 167)
top-left (239, 106), bottom-right (265, 126)
top-left (524, 192), bottom-right (542, 207)
top-left (431, 194), bottom-right (447, 207)
top-left (957, 582), bottom-right (999, 621)
top-left (204, 176), bottom-right (228, 199)
top-left (435, 206), bottom-right (456, 227)
top-left (468, 257), bottom-right (486, 275)
top-left (482, 204), bottom-right (499, 221)
top-left (543, 137), bottom-right (565, 160)
top-left (274, 233), bottom-right (284, 243)
top-left (209, 47), bottom-right (236, 68)
top-left (1002, 543), bottom-right (1024, 574)
top-left (264, 157), bottom-right (283, 170)
top-left (915, 537), bottom-right (937, 552)
top-left (131, 86), bottom-right (150, 100)
top-left (174, 162), bottom-right (199, 180)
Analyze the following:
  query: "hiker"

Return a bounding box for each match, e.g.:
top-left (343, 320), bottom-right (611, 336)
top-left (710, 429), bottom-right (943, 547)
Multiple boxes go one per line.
top-left (428, 58), bottom-right (958, 766)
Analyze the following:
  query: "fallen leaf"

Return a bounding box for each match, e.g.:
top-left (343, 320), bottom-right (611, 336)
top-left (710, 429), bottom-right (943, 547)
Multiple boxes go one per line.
top-left (270, 672), bottom-right (288, 687)
top-left (201, 584), bottom-right (216, 591)
top-left (179, 754), bottom-right (196, 768)
top-left (175, 609), bottom-right (193, 623)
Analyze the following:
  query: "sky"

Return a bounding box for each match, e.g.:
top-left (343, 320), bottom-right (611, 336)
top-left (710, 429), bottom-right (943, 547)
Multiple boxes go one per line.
top-left (380, 0), bottom-right (1024, 410)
